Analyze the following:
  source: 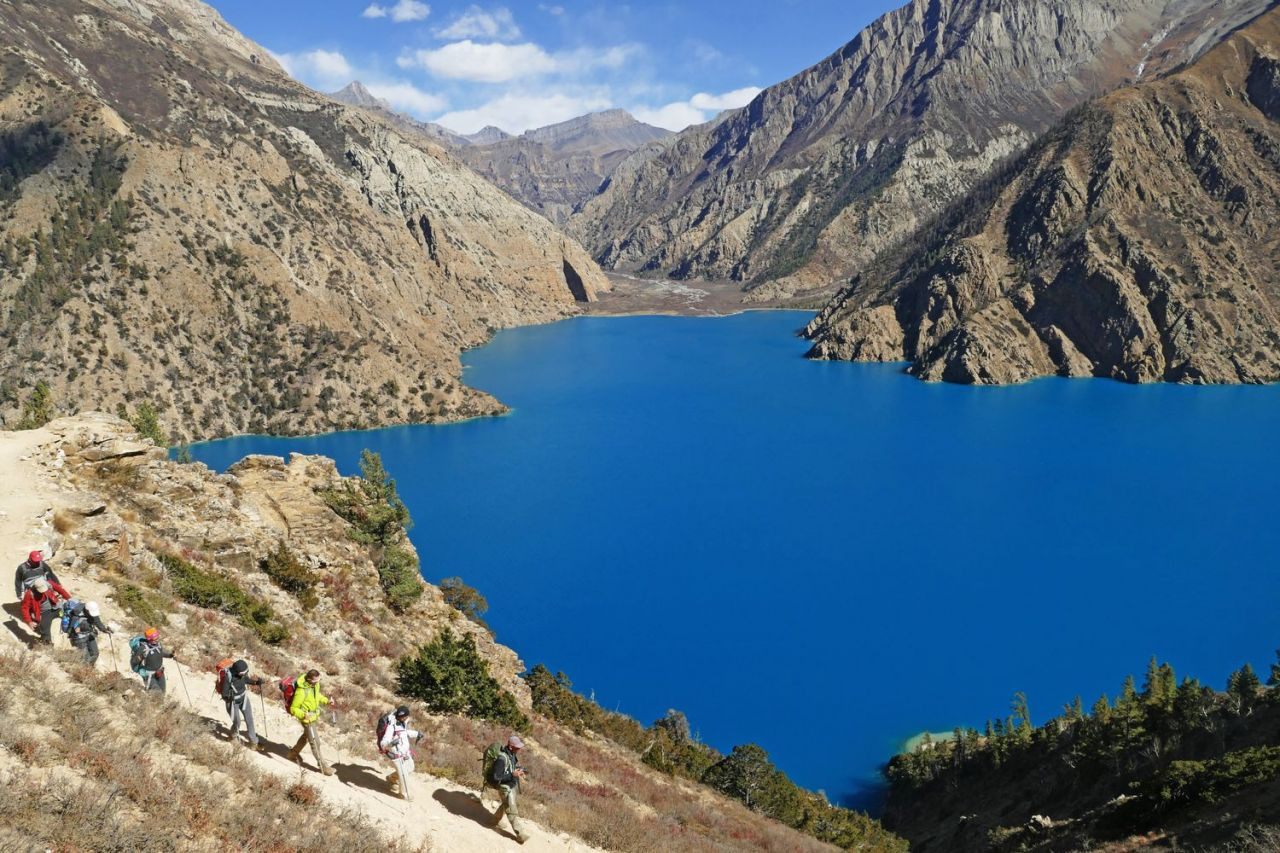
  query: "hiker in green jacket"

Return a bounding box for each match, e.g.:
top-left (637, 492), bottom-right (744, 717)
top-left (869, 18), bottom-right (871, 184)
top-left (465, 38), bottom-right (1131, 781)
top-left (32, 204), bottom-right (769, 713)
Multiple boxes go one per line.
top-left (490, 734), bottom-right (528, 843)
top-left (286, 668), bottom-right (334, 776)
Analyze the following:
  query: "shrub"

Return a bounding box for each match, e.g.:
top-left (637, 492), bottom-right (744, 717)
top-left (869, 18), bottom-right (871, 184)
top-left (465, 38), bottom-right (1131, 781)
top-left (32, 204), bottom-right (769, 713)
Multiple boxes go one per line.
top-left (261, 542), bottom-right (319, 610)
top-left (398, 629), bottom-right (528, 730)
top-left (126, 401), bottom-right (166, 446)
top-left (113, 583), bottom-right (170, 627)
top-left (16, 381), bottom-right (55, 429)
top-left (320, 450), bottom-right (410, 547)
top-left (158, 552), bottom-right (288, 644)
top-left (378, 545), bottom-right (423, 612)
top-left (439, 576), bottom-right (487, 627)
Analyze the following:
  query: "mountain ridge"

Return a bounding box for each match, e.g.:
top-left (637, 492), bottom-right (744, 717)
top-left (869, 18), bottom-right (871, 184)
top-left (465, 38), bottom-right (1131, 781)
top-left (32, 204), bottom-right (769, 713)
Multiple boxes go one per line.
top-left (0, 0), bottom-right (606, 440)
top-left (568, 0), bottom-right (1273, 303)
top-left (804, 3), bottom-right (1280, 384)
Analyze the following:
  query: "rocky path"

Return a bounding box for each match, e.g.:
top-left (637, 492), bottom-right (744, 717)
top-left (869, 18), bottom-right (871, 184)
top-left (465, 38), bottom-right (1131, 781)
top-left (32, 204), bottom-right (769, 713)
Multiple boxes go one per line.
top-left (0, 424), bottom-right (598, 853)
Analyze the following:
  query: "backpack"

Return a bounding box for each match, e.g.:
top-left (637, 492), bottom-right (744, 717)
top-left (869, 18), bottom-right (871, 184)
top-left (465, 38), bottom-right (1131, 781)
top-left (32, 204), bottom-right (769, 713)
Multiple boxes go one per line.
top-left (214, 658), bottom-right (234, 697)
top-left (376, 711), bottom-right (396, 754)
top-left (129, 636), bottom-right (147, 674)
top-left (482, 742), bottom-right (504, 785)
top-left (279, 675), bottom-right (297, 713)
top-left (59, 600), bottom-right (84, 635)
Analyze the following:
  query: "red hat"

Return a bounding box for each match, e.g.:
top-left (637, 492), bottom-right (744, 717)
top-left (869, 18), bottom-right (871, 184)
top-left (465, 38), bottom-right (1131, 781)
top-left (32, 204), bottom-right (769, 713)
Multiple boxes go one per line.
top-left (144, 627), bottom-right (160, 641)
top-left (28, 550), bottom-right (42, 563)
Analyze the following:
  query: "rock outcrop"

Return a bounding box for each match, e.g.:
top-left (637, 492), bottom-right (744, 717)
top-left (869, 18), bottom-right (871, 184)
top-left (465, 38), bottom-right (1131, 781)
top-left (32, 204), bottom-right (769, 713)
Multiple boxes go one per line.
top-left (455, 110), bottom-right (673, 225)
top-left (806, 6), bottom-right (1280, 385)
top-left (569, 0), bottom-right (1271, 302)
top-left (0, 0), bottom-right (606, 440)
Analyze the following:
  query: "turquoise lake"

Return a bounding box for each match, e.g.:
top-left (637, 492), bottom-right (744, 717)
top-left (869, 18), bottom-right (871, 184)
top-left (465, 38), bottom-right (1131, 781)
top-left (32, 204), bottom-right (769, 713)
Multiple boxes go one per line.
top-left (187, 311), bottom-right (1280, 811)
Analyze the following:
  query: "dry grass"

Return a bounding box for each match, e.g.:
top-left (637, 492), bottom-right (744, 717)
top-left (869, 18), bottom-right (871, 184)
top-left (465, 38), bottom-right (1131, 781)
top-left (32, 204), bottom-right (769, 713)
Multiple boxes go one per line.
top-left (0, 647), bottom-right (416, 853)
top-left (52, 507), bottom-right (78, 534)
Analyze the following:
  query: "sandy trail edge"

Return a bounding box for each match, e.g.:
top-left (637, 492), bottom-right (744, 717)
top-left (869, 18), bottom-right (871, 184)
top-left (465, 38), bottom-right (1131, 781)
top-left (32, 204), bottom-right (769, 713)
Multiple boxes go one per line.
top-left (0, 424), bottom-right (598, 853)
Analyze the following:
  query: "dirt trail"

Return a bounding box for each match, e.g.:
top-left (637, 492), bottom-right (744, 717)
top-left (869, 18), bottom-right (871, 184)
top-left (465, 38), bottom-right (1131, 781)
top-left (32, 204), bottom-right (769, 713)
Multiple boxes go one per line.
top-left (0, 425), bottom-right (597, 852)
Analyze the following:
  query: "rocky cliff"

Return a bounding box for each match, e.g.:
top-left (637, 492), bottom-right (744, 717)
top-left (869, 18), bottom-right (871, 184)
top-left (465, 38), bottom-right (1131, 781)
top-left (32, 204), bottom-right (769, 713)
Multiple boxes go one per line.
top-left (455, 110), bottom-right (673, 225)
top-left (329, 81), bottom-right (472, 148)
top-left (806, 5), bottom-right (1280, 385)
top-left (570, 0), bottom-right (1271, 303)
top-left (0, 0), bottom-right (607, 441)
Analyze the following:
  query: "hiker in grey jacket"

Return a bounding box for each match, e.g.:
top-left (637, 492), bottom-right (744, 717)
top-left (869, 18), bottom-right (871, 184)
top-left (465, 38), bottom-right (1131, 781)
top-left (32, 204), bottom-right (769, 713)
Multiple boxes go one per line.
top-left (490, 734), bottom-right (528, 843)
top-left (221, 659), bottom-right (265, 752)
top-left (14, 549), bottom-right (59, 599)
top-left (65, 601), bottom-right (114, 664)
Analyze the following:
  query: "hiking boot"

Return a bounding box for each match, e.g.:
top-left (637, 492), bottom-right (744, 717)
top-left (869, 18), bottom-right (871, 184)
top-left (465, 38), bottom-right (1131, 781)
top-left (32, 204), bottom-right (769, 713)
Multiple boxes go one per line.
top-left (320, 766), bottom-right (335, 777)
top-left (286, 749), bottom-right (302, 765)
top-left (249, 742), bottom-right (266, 753)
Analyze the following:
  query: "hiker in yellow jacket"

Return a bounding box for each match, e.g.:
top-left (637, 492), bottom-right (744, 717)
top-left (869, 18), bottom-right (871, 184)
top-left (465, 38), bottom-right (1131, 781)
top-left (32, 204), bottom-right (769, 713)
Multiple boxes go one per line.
top-left (286, 668), bottom-right (334, 776)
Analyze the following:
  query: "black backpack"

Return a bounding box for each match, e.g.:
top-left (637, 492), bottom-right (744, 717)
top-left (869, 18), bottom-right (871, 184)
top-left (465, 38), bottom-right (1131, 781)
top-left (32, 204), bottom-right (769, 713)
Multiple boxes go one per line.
top-left (376, 711), bottom-right (396, 754)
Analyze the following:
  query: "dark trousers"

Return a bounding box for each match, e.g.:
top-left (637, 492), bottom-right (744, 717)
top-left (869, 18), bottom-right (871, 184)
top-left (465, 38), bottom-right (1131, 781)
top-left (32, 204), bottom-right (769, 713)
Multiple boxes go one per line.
top-left (37, 610), bottom-right (56, 645)
top-left (74, 636), bottom-right (100, 664)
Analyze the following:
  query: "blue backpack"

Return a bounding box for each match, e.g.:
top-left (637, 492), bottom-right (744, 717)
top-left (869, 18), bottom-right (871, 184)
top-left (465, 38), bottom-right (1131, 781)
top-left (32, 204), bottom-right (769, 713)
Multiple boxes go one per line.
top-left (60, 600), bottom-right (84, 635)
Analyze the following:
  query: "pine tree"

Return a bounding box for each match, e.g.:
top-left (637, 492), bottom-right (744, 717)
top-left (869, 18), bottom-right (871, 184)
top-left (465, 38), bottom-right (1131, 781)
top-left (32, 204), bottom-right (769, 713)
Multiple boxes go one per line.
top-left (1268, 649), bottom-right (1280, 688)
top-left (1228, 663), bottom-right (1262, 715)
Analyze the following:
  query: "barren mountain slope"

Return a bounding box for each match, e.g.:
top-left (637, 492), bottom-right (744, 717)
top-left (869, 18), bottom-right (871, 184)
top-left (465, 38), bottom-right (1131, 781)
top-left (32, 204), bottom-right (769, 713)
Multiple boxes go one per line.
top-left (454, 110), bottom-right (674, 225)
top-left (0, 0), bottom-right (606, 441)
top-left (806, 5), bottom-right (1280, 385)
top-left (570, 0), bottom-right (1270, 302)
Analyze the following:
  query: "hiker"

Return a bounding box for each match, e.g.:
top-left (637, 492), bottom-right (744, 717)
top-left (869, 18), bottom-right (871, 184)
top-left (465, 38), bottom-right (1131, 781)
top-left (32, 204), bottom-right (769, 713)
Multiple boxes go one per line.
top-left (489, 734), bottom-right (528, 843)
top-left (14, 549), bottom-right (60, 600)
top-left (64, 600), bottom-right (114, 664)
top-left (129, 627), bottom-right (174, 693)
top-left (378, 705), bottom-right (423, 801)
top-left (287, 669), bottom-right (334, 776)
top-left (20, 577), bottom-right (71, 645)
top-left (220, 659), bottom-right (266, 752)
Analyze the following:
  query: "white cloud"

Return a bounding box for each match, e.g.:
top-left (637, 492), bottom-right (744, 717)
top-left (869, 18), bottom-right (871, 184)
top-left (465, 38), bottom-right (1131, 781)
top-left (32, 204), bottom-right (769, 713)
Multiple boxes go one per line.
top-left (272, 48), bottom-right (354, 90)
top-left (399, 41), bottom-right (555, 82)
top-left (632, 86), bottom-right (762, 131)
top-left (690, 87), bottom-right (762, 111)
top-left (364, 81), bottom-right (448, 115)
top-left (538, 3), bottom-right (565, 14)
top-left (435, 6), bottom-right (521, 40)
top-left (399, 40), bottom-right (639, 83)
top-left (363, 0), bottom-right (430, 22)
top-left (434, 91), bottom-right (613, 135)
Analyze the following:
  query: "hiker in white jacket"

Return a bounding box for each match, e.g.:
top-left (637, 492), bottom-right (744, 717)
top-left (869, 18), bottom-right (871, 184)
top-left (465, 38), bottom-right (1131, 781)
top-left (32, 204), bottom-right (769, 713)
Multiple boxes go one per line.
top-left (379, 705), bottom-right (423, 801)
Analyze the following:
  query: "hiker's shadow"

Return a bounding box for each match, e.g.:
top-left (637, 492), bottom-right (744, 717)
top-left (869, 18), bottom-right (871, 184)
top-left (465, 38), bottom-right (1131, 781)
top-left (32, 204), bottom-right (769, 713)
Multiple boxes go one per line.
top-left (433, 788), bottom-right (511, 837)
top-left (334, 761), bottom-right (389, 794)
top-left (2, 603), bottom-right (35, 649)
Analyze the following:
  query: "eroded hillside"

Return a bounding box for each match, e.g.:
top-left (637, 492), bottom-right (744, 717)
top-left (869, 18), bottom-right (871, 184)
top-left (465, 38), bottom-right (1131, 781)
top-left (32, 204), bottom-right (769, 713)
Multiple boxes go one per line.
top-left (0, 0), bottom-right (606, 441)
top-left (570, 0), bottom-right (1270, 303)
top-left (806, 5), bottom-right (1280, 385)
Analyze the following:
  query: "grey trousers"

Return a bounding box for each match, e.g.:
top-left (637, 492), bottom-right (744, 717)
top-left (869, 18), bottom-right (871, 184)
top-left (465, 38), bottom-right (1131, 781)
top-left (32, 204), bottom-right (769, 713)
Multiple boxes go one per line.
top-left (228, 696), bottom-right (258, 745)
top-left (494, 783), bottom-right (524, 837)
top-left (74, 636), bottom-right (100, 664)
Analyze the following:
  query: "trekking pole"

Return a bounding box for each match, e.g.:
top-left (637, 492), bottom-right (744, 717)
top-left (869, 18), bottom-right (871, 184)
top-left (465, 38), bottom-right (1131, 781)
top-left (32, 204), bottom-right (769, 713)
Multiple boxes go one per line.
top-left (108, 633), bottom-right (119, 673)
top-left (174, 661), bottom-right (194, 709)
top-left (260, 690), bottom-right (269, 739)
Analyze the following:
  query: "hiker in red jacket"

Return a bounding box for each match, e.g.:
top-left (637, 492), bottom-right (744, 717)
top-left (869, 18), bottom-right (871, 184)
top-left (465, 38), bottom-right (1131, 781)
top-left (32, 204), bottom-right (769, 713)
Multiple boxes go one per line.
top-left (21, 577), bottom-right (71, 645)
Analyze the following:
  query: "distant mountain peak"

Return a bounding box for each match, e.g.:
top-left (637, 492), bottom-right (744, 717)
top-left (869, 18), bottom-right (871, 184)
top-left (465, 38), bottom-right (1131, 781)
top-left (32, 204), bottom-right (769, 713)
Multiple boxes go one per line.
top-left (465, 125), bottom-right (513, 145)
top-left (329, 80), bottom-right (391, 111)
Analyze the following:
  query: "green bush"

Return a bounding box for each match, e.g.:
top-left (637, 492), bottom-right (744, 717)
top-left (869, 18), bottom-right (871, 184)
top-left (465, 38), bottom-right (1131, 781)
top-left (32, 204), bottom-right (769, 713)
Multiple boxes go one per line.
top-left (113, 583), bottom-right (169, 627)
top-left (320, 450), bottom-right (411, 547)
top-left (379, 545), bottom-right (423, 612)
top-left (1148, 746), bottom-right (1280, 807)
top-left (16, 381), bottom-right (55, 429)
top-left (126, 401), bottom-right (166, 446)
top-left (398, 629), bottom-right (527, 730)
top-left (158, 552), bottom-right (288, 644)
top-left (260, 542), bottom-right (319, 610)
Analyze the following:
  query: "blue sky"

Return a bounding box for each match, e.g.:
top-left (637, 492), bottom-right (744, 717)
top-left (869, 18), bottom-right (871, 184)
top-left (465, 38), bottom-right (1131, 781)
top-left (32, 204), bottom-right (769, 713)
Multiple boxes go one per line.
top-left (207, 0), bottom-right (901, 134)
